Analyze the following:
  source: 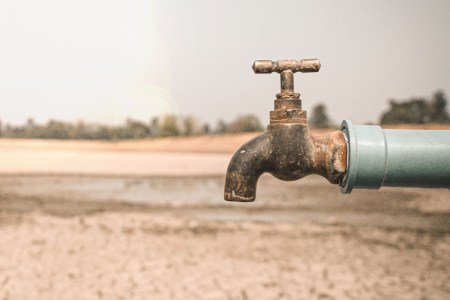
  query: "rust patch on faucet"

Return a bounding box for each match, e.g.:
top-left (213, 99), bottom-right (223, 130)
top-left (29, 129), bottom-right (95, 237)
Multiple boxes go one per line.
top-left (311, 131), bottom-right (347, 184)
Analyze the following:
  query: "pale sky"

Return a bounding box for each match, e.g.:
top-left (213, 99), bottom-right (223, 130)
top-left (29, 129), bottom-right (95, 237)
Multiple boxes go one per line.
top-left (0, 0), bottom-right (449, 126)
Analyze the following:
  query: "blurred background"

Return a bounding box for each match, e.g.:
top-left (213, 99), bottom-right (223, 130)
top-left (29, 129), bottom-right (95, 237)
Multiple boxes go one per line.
top-left (0, 1), bottom-right (449, 299)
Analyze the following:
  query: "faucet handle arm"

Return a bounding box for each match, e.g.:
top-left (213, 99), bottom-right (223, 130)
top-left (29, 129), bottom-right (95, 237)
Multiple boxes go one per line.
top-left (252, 59), bottom-right (321, 74)
top-left (252, 58), bottom-right (321, 101)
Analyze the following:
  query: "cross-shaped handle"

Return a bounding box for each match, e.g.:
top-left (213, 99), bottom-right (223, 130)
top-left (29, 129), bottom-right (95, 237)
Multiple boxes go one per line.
top-left (252, 59), bottom-right (321, 74)
top-left (252, 59), bottom-right (321, 99)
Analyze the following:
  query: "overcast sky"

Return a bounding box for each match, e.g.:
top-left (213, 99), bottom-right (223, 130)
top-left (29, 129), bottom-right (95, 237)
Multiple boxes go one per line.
top-left (0, 0), bottom-right (449, 126)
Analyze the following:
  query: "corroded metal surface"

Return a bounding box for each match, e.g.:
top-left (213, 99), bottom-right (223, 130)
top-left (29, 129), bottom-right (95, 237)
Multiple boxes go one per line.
top-left (224, 125), bottom-right (347, 202)
top-left (311, 131), bottom-right (347, 184)
top-left (224, 58), bottom-right (347, 202)
top-left (252, 59), bottom-right (321, 74)
top-left (253, 59), bottom-right (320, 101)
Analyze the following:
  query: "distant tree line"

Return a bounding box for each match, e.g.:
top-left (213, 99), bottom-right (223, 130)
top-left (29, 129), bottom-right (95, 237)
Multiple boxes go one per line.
top-left (380, 90), bottom-right (449, 124)
top-left (1, 90), bottom-right (447, 140)
top-left (307, 90), bottom-right (449, 128)
top-left (0, 114), bottom-right (263, 140)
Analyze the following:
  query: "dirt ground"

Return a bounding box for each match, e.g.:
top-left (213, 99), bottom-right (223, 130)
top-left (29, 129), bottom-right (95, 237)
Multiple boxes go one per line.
top-left (0, 133), bottom-right (449, 299)
top-left (0, 175), bottom-right (449, 300)
top-left (0, 210), bottom-right (448, 300)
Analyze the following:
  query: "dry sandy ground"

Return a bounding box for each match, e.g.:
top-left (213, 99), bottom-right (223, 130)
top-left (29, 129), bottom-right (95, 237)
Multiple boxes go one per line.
top-left (0, 128), bottom-right (449, 300)
top-left (0, 209), bottom-right (449, 300)
top-left (0, 212), bottom-right (450, 299)
top-left (0, 176), bottom-right (449, 300)
top-left (0, 133), bottom-right (260, 154)
top-left (0, 135), bottom-right (245, 176)
top-left (0, 149), bottom-right (229, 176)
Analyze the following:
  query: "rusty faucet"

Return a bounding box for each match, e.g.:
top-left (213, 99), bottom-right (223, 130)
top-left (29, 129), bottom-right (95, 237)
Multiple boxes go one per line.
top-left (224, 59), bottom-right (347, 202)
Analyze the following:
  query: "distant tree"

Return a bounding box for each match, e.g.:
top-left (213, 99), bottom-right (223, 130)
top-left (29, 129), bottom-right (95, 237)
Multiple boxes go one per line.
top-left (45, 120), bottom-right (71, 139)
top-left (125, 118), bottom-right (150, 139)
top-left (4, 124), bottom-right (11, 137)
top-left (71, 120), bottom-right (89, 139)
top-left (159, 115), bottom-right (180, 137)
top-left (215, 119), bottom-right (227, 134)
top-left (380, 98), bottom-right (430, 124)
top-left (149, 117), bottom-right (160, 137)
top-left (23, 117), bottom-right (36, 138)
top-left (379, 91), bottom-right (450, 124)
top-left (0, 118), bottom-right (2, 137)
top-left (309, 103), bottom-right (332, 128)
top-left (429, 90), bottom-right (449, 122)
top-left (26, 117), bottom-right (35, 128)
top-left (182, 115), bottom-right (199, 136)
top-left (201, 123), bottom-right (210, 135)
top-left (227, 114), bottom-right (263, 133)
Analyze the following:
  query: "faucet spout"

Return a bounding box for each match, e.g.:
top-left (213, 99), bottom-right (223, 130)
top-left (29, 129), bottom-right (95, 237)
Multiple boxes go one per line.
top-left (224, 131), bottom-right (272, 202)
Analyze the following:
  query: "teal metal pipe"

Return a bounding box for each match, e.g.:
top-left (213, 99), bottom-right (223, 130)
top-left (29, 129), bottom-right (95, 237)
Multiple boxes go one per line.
top-left (340, 120), bottom-right (450, 193)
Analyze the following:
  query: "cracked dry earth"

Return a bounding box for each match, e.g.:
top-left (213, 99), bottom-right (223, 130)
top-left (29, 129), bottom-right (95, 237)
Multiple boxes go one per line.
top-left (0, 211), bottom-right (449, 300)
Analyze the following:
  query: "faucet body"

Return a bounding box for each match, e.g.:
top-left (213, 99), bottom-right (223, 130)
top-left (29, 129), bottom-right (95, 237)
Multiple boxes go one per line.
top-left (224, 124), bottom-right (346, 202)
